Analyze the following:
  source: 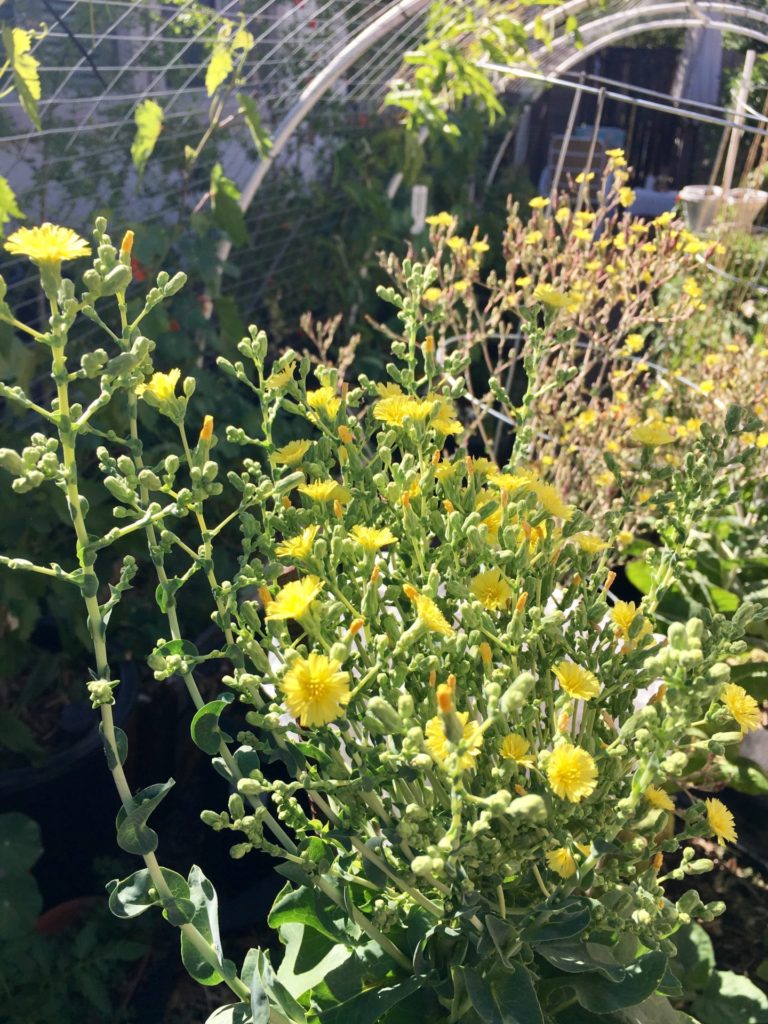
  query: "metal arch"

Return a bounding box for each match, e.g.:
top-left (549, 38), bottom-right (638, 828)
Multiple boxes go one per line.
top-left (214, 0), bottom-right (768, 274)
top-left (215, 0), bottom-right (431, 272)
top-left (519, 0), bottom-right (768, 80)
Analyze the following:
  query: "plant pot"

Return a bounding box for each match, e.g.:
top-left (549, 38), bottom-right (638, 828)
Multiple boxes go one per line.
top-left (678, 185), bottom-right (722, 232)
top-left (725, 188), bottom-right (768, 231)
top-left (0, 661), bottom-right (138, 906)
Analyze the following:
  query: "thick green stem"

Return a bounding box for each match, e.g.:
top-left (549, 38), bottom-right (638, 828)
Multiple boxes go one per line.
top-left (51, 336), bottom-right (249, 1007)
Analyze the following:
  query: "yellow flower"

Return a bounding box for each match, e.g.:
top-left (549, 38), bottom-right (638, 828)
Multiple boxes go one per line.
top-left (282, 652), bottom-right (350, 727)
top-left (472, 240), bottom-right (490, 253)
top-left (721, 683), bottom-right (761, 735)
top-left (351, 525), bottom-right (397, 551)
top-left (606, 147), bottom-right (626, 162)
top-left (515, 276), bottom-right (532, 287)
top-left (645, 786), bottom-right (675, 812)
top-left (374, 395), bottom-right (424, 428)
top-left (266, 575), bottom-right (324, 621)
top-left (136, 368), bottom-right (181, 403)
top-left (555, 207), bottom-right (571, 226)
top-left (585, 259), bottom-right (602, 271)
top-left (624, 333), bottom-right (644, 353)
top-left (298, 480), bottom-right (351, 503)
top-left (264, 360), bottom-right (296, 390)
top-left (573, 228), bottom-right (593, 242)
top-left (547, 743), bottom-right (598, 802)
top-left (307, 386), bottom-right (341, 419)
top-left (575, 171), bottom-right (595, 184)
top-left (5, 223), bottom-right (91, 265)
top-left (426, 396), bottom-right (463, 435)
top-left (654, 211), bottom-right (675, 227)
top-left (532, 284), bottom-right (581, 312)
top-left (630, 422), bottom-right (675, 446)
top-left (545, 847), bottom-right (577, 879)
top-left (529, 196), bottom-right (550, 209)
top-left (706, 797), bottom-right (737, 846)
top-left (423, 287), bottom-right (443, 303)
top-left (570, 532), bottom-right (609, 554)
top-left (619, 187), bottom-right (636, 207)
top-left (553, 661), bottom-right (600, 700)
top-left (275, 525), bottom-right (320, 561)
top-left (525, 230), bottom-right (544, 245)
top-left (470, 568), bottom-right (513, 610)
top-left (610, 600), bottom-right (646, 641)
top-left (683, 277), bottom-right (703, 300)
top-left (425, 713), bottom-right (482, 770)
top-left (446, 236), bottom-right (467, 251)
top-left (405, 587), bottom-right (453, 636)
top-left (417, 594), bottom-right (453, 636)
top-left (529, 479), bottom-right (573, 520)
top-left (271, 439), bottom-right (312, 467)
top-left (699, 380), bottom-right (715, 395)
top-left (425, 211), bottom-right (455, 228)
top-left (500, 733), bottom-right (535, 766)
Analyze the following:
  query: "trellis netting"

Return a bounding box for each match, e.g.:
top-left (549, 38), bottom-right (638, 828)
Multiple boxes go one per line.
top-left (0, 0), bottom-right (438, 335)
top-left (3, 0), bottom-right (768, 338)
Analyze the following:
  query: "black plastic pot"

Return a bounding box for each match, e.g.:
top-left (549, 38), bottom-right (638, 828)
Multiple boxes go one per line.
top-left (0, 660), bottom-right (138, 906)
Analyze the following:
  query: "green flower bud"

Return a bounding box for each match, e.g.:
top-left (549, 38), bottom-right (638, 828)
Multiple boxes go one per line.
top-left (410, 855), bottom-right (434, 877)
top-left (506, 794), bottom-right (547, 824)
top-left (87, 679), bottom-right (115, 707)
top-left (687, 858), bottom-right (714, 874)
top-left (501, 671), bottom-right (535, 715)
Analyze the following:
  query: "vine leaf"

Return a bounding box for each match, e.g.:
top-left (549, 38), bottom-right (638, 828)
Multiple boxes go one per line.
top-left (1, 27), bottom-right (42, 129)
top-left (131, 98), bottom-right (163, 176)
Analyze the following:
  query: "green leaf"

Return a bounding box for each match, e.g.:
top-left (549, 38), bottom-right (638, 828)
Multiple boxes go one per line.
top-left (0, 870), bottom-right (41, 938)
top-left (276, 923), bottom-right (351, 998)
top-left (115, 779), bottom-right (175, 856)
top-left (205, 1005), bottom-right (251, 1024)
top-left (237, 94), bottom-right (272, 157)
top-left (670, 924), bottom-right (715, 996)
top-left (242, 947), bottom-right (305, 1024)
top-left (722, 755), bottom-right (768, 797)
top-left (0, 708), bottom-right (44, 759)
top-left (691, 969), bottom-right (768, 1024)
top-left (0, 813), bottom-right (41, 873)
top-left (99, 723), bottom-right (128, 769)
top-left (709, 584), bottom-right (740, 613)
top-left (206, 45), bottom-right (233, 96)
top-left (462, 965), bottom-right (544, 1024)
top-left (522, 898), bottom-right (593, 943)
top-left (155, 576), bottom-right (184, 613)
top-left (268, 883), bottom-right (345, 943)
top-left (537, 942), bottom-right (626, 982)
top-left (322, 977), bottom-right (423, 1024)
top-left (191, 693), bottom-right (235, 754)
top-left (210, 163), bottom-right (249, 247)
top-left (106, 866), bottom-right (193, 923)
top-left (181, 865), bottom-right (231, 986)
top-left (0, 176), bottom-right (23, 237)
top-left (2, 27), bottom-right (41, 129)
top-left (557, 995), bottom-right (700, 1023)
top-left (730, 661), bottom-right (768, 701)
top-left (131, 98), bottom-right (163, 176)
top-left (573, 950), bottom-right (668, 1014)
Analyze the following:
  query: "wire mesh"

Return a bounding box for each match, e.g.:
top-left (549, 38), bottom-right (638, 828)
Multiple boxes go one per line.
top-left (0, 0), bottom-right (428, 324)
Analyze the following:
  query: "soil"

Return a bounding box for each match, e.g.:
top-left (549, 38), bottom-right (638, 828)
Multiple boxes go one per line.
top-left (668, 837), bottom-right (768, 990)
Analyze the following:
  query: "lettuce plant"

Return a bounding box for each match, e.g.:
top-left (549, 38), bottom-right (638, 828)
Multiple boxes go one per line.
top-left (0, 219), bottom-right (763, 1024)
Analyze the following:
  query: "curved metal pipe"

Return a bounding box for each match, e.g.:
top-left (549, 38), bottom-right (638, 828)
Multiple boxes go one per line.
top-left (216, 0), bottom-right (431, 271)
